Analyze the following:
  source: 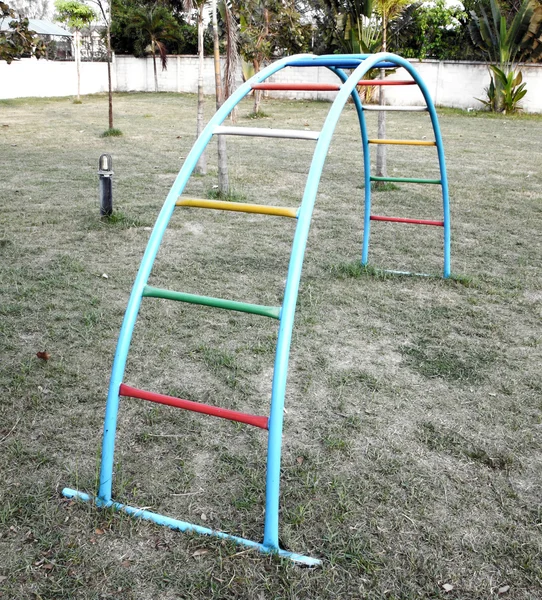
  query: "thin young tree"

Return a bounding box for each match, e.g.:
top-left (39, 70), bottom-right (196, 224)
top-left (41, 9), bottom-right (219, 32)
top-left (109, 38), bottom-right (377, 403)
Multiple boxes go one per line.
top-left (183, 0), bottom-right (207, 174)
top-left (211, 0), bottom-right (239, 194)
top-left (212, 0), bottom-right (227, 193)
top-left (374, 0), bottom-right (409, 183)
top-left (91, 0), bottom-right (116, 132)
top-left (55, 0), bottom-right (96, 102)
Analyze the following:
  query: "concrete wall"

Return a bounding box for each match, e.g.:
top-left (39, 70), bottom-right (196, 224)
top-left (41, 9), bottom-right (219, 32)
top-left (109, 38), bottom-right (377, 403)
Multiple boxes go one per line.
top-left (114, 55), bottom-right (241, 94)
top-left (0, 56), bottom-right (114, 99)
top-left (382, 60), bottom-right (542, 114)
top-left (1, 55), bottom-right (541, 113)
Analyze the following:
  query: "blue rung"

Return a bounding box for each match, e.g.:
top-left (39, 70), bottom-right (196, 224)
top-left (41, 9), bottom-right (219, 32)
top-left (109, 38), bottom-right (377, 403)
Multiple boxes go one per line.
top-left (290, 58), bottom-right (397, 69)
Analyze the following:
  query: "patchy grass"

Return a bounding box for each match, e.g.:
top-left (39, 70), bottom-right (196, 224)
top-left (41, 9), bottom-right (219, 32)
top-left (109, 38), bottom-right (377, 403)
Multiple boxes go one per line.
top-left (101, 127), bottom-right (123, 137)
top-left (0, 92), bottom-right (541, 599)
top-left (205, 186), bottom-right (247, 202)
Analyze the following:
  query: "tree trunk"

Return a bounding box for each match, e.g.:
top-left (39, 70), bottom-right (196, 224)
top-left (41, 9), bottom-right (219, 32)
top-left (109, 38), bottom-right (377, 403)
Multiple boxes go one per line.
top-left (74, 30), bottom-right (81, 102)
top-left (252, 59), bottom-right (261, 114)
top-left (195, 4), bottom-right (206, 175)
top-left (376, 14), bottom-right (388, 185)
top-left (106, 22), bottom-right (113, 129)
top-left (212, 0), bottom-right (229, 194)
top-left (375, 69), bottom-right (386, 180)
top-left (152, 41), bottom-right (158, 93)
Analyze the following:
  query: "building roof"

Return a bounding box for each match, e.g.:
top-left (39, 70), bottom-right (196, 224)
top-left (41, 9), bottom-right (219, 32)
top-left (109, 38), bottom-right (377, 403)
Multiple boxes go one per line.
top-left (0, 18), bottom-right (72, 36)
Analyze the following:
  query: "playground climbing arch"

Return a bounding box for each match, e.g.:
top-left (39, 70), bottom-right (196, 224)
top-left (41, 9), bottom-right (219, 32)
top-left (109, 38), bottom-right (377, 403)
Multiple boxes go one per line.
top-left (63, 52), bottom-right (451, 566)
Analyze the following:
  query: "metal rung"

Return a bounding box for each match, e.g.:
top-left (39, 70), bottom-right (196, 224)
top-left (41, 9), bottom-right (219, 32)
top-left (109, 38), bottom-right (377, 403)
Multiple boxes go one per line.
top-left (362, 105), bottom-right (427, 112)
top-left (176, 198), bottom-right (297, 218)
top-left (214, 126), bottom-right (320, 140)
top-left (142, 285), bottom-right (281, 319)
top-left (289, 58), bottom-right (396, 69)
top-left (370, 176), bottom-right (441, 184)
top-left (370, 215), bottom-right (444, 226)
top-left (119, 384), bottom-right (269, 429)
top-left (252, 83), bottom-right (340, 92)
top-left (368, 139), bottom-right (436, 146)
top-left (357, 80), bottom-right (416, 86)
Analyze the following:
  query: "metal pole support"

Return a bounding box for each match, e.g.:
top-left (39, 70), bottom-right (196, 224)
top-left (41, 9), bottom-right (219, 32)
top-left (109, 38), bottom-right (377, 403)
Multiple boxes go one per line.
top-left (99, 153), bottom-right (113, 217)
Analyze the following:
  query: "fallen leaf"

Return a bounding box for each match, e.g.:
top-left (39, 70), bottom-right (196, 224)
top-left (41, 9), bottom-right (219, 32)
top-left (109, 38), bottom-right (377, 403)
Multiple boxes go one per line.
top-left (94, 528), bottom-right (105, 536)
top-left (442, 583), bottom-right (453, 592)
top-left (121, 560), bottom-right (131, 568)
top-left (42, 563), bottom-right (54, 570)
top-left (296, 456), bottom-right (304, 465)
top-left (36, 351), bottom-right (50, 361)
top-left (192, 549), bottom-right (208, 558)
top-left (498, 585), bottom-right (510, 595)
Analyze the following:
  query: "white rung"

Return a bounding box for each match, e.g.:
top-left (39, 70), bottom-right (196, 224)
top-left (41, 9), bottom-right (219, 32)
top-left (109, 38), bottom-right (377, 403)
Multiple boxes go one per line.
top-left (213, 126), bottom-right (320, 140)
top-left (362, 105), bottom-right (428, 112)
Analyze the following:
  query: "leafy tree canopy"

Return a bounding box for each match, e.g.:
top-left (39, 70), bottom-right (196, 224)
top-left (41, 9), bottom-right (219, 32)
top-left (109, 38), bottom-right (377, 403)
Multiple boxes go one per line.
top-left (0, 0), bottom-right (47, 62)
top-left (55, 0), bottom-right (96, 29)
top-left (390, 0), bottom-right (481, 60)
top-left (232, 0), bottom-right (312, 66)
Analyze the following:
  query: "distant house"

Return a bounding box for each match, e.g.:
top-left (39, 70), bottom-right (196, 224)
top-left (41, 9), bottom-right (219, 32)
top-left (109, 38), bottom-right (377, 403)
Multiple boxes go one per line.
top-left (0, 18), bottom-right (72, 59)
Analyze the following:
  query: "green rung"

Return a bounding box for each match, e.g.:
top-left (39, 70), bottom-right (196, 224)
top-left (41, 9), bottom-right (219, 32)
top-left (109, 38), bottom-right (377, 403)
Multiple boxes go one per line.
top-left (143, 285), bottom-right (281, 319)
top-left (370, 176), bottom-right (441, 184)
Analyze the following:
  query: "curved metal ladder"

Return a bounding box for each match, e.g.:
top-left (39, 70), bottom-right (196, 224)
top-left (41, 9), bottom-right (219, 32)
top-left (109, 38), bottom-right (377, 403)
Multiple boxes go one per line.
top-left (63, 53), bottom-right (451, 566)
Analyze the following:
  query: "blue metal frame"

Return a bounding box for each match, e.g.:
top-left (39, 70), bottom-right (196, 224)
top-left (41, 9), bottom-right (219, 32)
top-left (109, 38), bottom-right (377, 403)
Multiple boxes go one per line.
top-left (63, 53), bottom-right (451, 566)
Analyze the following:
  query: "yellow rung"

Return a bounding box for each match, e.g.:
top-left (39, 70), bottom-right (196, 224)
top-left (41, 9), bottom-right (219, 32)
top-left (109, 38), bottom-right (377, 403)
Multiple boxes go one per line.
top-left (176, 198), bottom-right (298, 218)
top-left (368, 139), bottom-right (436, 146)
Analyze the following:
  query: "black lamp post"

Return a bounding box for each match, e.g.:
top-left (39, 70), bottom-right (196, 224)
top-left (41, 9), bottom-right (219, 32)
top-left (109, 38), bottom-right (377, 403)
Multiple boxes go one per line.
top-left (98, 153), bottom-right (113, 217)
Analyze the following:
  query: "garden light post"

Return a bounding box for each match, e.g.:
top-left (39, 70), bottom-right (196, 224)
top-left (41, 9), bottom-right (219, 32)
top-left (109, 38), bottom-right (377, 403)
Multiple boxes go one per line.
top-left (98, 153), bottom-right (113, 217)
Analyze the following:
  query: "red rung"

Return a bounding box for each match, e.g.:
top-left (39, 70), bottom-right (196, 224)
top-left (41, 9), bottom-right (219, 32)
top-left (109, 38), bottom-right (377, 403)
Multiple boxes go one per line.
top-left (370, 215), bottom-right (444, 226)
top-left (119, 384), bottom-right (269, 429)
top-left (357, 80), bottom-right (416, 86)
top-left (252, 83), bottom-right (340, 91)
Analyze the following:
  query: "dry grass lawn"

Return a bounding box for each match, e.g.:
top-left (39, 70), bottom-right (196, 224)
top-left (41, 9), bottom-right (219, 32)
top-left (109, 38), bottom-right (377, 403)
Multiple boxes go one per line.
top-left (0, 91), bottom-right (541, 599)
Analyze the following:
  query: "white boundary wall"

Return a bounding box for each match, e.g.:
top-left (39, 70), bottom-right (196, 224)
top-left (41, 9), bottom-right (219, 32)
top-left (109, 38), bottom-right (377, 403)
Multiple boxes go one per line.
top-left (0, 56), bottom-right (115, 99)
top-left (1, 55), bottom-right (541, 113)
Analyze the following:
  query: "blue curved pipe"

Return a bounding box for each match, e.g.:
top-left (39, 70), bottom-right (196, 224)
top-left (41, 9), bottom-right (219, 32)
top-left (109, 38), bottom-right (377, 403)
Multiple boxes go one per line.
top-left (64, 53), bottom-right (451, 565)
top-left (263, 52), bottom-right (451, 549)
top-left (96, 53), bottom-right (315, 503)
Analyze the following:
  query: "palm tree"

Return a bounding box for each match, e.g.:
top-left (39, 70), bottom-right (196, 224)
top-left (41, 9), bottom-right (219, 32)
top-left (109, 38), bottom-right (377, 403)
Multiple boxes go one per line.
top-left (129, 3), bottom-right (177, 92)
